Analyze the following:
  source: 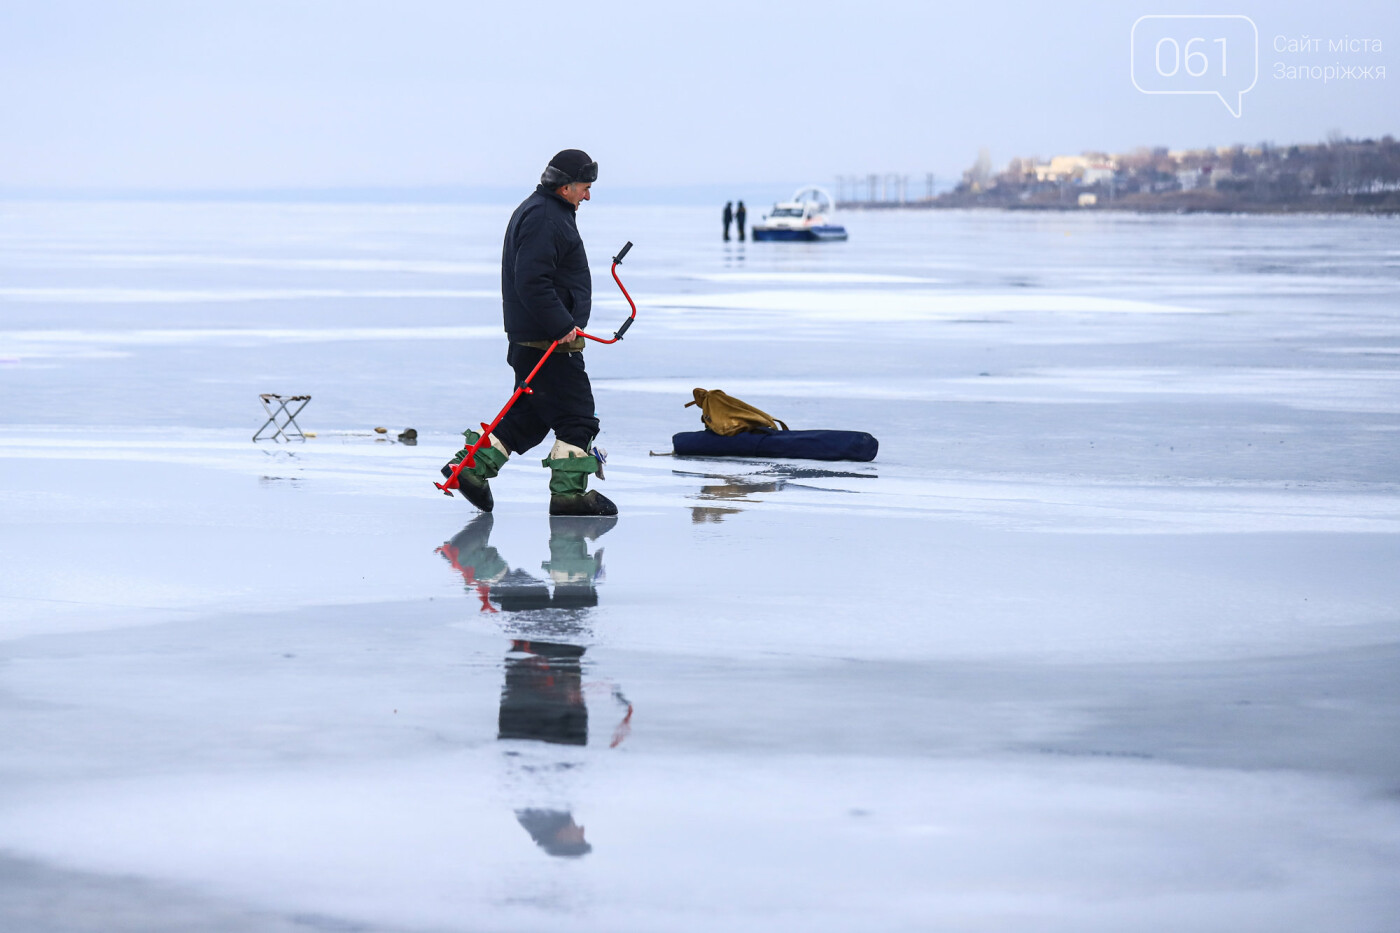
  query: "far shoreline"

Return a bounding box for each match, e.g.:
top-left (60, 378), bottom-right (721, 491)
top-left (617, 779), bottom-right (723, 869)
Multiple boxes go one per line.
top-left (838, 198), bottom-right (1400, 217)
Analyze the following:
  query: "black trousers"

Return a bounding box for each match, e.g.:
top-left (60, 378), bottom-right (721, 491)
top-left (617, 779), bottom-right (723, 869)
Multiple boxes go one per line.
top-left (493, 344), bottom-right (600, 454)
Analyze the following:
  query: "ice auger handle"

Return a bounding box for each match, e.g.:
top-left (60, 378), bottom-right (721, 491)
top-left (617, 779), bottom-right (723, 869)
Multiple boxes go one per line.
top-left (614, 317), bottom-right (634, 340)
top-left (613, 241), bottom-right (633, 264)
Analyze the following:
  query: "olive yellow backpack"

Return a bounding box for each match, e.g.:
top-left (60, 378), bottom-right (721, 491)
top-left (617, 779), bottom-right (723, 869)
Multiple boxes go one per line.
top-left (684, 388), bottom-right (788, 436)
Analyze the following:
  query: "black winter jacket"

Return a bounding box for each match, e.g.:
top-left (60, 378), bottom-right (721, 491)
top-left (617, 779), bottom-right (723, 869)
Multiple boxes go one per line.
top-left (501, 185), bottom-right (591, 343)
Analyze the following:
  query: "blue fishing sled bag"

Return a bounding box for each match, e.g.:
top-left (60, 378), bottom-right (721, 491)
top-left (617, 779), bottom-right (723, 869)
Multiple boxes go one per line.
top-left (672, 427), bottom-right (878, 462)
top-left (673, 388), bottom-right (878, 462)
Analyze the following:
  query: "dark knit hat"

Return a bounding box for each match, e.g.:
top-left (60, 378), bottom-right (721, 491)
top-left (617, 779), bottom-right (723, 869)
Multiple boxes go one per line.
top-left (541, 149), bottom-right (598, 188)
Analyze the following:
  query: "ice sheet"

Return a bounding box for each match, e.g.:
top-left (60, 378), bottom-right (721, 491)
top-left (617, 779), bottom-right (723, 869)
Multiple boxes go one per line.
top-left (0, 203), bottom-right (1397, 931)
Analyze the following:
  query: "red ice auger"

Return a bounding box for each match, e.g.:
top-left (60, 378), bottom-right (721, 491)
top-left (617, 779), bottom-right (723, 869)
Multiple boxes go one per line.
top-left (435, 241), bottom-right (638, 496)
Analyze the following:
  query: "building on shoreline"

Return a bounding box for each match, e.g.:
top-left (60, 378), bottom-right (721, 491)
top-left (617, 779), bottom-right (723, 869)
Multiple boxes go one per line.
top-left (840, 137), bottom-right (1400, 213)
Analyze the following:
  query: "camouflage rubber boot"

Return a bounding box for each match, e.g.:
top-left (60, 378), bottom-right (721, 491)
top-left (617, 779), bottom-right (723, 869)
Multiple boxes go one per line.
top-left (441, 430), bottom-right (510, 512)
top-left (543, 439), bottom-right (617, 517)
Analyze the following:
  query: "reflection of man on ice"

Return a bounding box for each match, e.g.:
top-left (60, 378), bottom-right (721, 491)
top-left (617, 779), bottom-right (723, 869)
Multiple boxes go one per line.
top-left (436, 515), bottom-right (631, 858)
top-left (437, 513), bottom-right (615, 616)
top-left (499, 639), bottom-right (593, 857)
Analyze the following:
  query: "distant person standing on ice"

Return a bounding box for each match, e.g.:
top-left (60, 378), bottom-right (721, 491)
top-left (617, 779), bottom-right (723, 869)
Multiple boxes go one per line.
top-left (735, 201), bottom-right (747, 241)
top-left (441, 149), bottom-right (617, 517)
top-left (722, 201), bottom-right (733, 241)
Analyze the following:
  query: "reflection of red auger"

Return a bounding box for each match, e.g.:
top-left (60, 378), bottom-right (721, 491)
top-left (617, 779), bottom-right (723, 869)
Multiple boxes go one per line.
top-left (437, 241), bottom-right (638, 496)
top-left (434, 542), bottom-right (499, 612)
top-left (583, 682), bottom-right (635, 747)
top-left (610, 702), bottom-right (634, 748)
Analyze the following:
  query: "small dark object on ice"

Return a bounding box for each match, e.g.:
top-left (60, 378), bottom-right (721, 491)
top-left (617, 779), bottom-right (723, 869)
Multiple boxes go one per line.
top-left (374, 426), bottom-right (388, 434)
top-left (398, 428), bottom-right (418, 445)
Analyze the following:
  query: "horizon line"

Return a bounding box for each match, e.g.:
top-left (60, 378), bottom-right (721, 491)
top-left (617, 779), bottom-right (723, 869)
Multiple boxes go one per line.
top-left (0, 181), bottom-right (831, 205)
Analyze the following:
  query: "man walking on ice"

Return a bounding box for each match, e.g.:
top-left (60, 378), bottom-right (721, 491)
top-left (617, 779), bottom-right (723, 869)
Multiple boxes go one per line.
top-left (442, 149), bottom-right (617, 517)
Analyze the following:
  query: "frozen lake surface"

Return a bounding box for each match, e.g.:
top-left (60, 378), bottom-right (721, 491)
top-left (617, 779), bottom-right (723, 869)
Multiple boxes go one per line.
top-left (1, 201), bottom-right (1398, 931)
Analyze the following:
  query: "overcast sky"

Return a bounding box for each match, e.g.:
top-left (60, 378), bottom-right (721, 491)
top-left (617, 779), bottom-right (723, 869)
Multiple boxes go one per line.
top-left (0, 0), bottom-right (1395, 191)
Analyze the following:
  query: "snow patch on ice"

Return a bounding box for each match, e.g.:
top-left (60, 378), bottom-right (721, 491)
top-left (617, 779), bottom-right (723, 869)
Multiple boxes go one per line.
top-left (683, 272), bottom-right (940, 285)
top-left (0, 326), bottom-right (500, 358)
top-left (647, 289), bottom-right (1214, 318)
top-left (0, 287), bottom-right (494, 304)
top-left (1311, 346), bottom-right (1400, 356)
top-left (70, 253), bottom-right (498, 275)
top-left (0, 754), bottom-right (1394, 933)
top-left (1005, 367), bottom-right (1400, 413)
top-left (594, 367), bottom-right (1400, 413)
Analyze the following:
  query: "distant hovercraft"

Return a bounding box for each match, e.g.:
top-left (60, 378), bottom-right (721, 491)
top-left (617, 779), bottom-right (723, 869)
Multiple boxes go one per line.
top-left (751, 186), bottom-right (848, 242)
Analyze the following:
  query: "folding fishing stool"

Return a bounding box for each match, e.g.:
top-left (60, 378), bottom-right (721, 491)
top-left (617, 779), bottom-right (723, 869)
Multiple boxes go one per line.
top-left (253, 393), bottom-right (311, 442)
